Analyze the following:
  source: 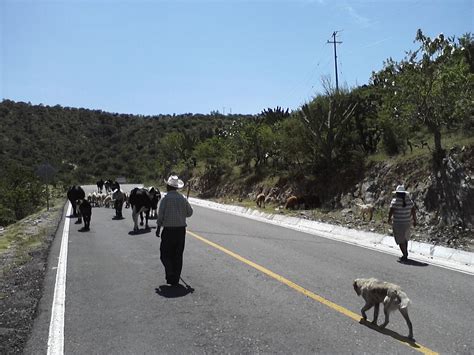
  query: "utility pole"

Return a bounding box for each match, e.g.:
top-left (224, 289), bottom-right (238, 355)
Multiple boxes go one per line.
top-left (327, 31), bottom-right (342, 92)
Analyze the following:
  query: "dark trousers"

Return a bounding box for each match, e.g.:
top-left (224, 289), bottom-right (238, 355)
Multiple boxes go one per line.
top-left (83, 215), bottom-right (91, 229)
top-left (160, 227), bottom-right (186, 284)
top-left (114, 200), bottom-right (124, 218)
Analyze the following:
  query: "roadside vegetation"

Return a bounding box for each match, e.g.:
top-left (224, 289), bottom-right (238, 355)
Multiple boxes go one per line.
top-left (0, 197), bottom-right (64, 354)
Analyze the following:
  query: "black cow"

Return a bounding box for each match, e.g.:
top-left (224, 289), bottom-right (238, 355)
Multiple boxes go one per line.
top-left (129, 187), bottom-right (153, 232)
top-left (148, 186), bottom-right (161, 219)
top-left (104, 180), bottom-right (112, 193)
top-left (96, 179), bottom-right (104, 193)
top-left (78, 199), bottom-right (92, 231)
top-left (112, 188), bottom-right (126, 219)
top-left (111, 181), bottom-right (120, 192)
top-left (67, 185), bottom-right (85, 223)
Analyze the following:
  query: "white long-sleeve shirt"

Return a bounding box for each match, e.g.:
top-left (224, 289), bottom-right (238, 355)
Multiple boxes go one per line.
top-left (157, 191), bottom-right (193, 227)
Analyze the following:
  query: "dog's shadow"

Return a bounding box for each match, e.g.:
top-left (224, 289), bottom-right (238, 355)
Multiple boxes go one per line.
top-left (155, 284), bottom-right (194, 298)
top-left (359, 319), bottom-right (418, 347)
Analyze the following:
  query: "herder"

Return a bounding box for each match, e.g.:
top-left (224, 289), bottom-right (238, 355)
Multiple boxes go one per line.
top-left (156, 175), bottom-right (193, 286)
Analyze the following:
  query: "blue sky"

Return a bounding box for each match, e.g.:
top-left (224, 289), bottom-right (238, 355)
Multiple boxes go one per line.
top-left (1, 0), bottom-right (472, 115)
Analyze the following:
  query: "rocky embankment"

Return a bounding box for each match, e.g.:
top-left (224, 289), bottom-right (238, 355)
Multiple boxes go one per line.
top-left (193, 146), bottom-right (474, 252)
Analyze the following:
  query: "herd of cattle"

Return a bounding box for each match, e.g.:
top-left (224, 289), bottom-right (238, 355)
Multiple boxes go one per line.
top-left (66, 180), bottom-right (161, 232)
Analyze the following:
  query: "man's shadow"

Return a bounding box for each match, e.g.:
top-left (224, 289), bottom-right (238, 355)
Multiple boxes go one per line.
top-left (359, 319), bottom-right (418, 348)
top-left (397, 258), bottom-right (429, 267)
top-left (155, 284), bottom-right (195, 298)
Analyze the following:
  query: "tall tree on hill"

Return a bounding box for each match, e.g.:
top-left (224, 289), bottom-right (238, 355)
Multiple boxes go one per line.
top-left (299, 92), bottom-right (357, 172)
top-left (297, 90), bottom-right (361, 203)
top-left (372, 30), bottom-right (474, 163)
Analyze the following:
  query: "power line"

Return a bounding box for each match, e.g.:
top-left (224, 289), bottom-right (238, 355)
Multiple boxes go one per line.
top-left (286, 41), bottom-right (330, 106)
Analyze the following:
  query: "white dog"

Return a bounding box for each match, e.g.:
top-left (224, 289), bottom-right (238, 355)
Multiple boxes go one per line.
top-left (353, 278), bottom-right (413, 339)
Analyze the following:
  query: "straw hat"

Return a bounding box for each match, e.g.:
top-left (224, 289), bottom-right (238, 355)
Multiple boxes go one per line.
top-left (164, 175), bottom-right (184, 189)
top-left (392, 184), bottom-right (408, 194)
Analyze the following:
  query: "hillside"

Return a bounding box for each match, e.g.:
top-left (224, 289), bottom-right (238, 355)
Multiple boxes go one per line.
top-left (0, 100), bottom-right (247, 183)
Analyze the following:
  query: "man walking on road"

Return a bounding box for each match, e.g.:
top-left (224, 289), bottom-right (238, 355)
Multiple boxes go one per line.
top-left (156, 175), bottom-right (193, 286)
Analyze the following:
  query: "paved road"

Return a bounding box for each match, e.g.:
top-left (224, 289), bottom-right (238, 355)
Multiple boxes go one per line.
top-left (26, 185), bottom-right (473, 354)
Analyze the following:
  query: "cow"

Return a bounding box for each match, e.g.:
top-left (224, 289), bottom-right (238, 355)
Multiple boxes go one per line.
top-left (67, 185), bottom-right (85, 223)
top-left (96, 192), bottom-right (106, 207)
top-left (96, 179), bottom-right (104, 193)
top-left (104, 180), bottom-right (112, 193)
top-left (111, 181), bottom-right (120, 193)
top-left (148, 186), bottom-right (161, 219)
top-left (124, 192), bottom-right (130, 209)
top-left (284, 195), bottom-right (299, 210)
top-left (112, 188), bottom-right (126, 219)
top-left (129, 187), bottom-right (153, 232)
top-left (103, 194), bottom-right (113, 208)
top-left (78, 199), bottom-right (92, 231)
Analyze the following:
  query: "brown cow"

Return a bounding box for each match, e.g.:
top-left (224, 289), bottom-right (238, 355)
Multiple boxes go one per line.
top-left (284, 195), bottom-right (298, 210)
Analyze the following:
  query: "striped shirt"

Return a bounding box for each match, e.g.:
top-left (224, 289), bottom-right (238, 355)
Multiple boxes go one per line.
top-left (390, 196), bottom-right (414, 224)
top-left (157, 191), bottom-right (193, 228)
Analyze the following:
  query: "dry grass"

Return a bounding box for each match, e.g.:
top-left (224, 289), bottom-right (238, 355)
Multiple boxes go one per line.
top-left (368, 132), bottom-right (474, 164)
top-left (0, 198), bottom-right (64, 259)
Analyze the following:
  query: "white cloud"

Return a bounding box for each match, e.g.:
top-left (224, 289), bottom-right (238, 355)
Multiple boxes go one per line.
top-left (344, 4), bottom-right (371, 28)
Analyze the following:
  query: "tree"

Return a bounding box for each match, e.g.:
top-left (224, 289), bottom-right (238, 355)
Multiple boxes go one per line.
top-left (372, 30), bottom-right (474, 161)
top-left (194, 136), bottom-right (232, 173)
top-left (228, 120), bottom-right (276, 171)
top-left (157, 132), bottom-right (187, 175)
top-left (273, 117), bottom-right (308, 172)
top-left (258, 106), bottom-right (290, 125)
top-left (0, 163), bottom-right (44, 223)
top-left (36, 162), bottom-right (57, 210)
top-left (349, 85), bottom-right (383, 155)
top-left (298, 92), bottom-right (357, 171)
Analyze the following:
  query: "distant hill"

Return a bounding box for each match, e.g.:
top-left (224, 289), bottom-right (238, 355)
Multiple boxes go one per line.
top-left (0, 100), bottom-right (251, 183)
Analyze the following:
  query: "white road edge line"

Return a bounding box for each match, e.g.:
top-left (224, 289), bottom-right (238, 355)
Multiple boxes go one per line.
top-left (47, 203), bottom-right (72, 355)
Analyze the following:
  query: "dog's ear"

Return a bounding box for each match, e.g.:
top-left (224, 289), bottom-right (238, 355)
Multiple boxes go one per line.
top-left (353, 280), bottom-right (361, 296)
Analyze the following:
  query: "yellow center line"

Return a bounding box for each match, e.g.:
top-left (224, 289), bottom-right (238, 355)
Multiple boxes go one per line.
top-left (187, 230), bottom-right (438, 355)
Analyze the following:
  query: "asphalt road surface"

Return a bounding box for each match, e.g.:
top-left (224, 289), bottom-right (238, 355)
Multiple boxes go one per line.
top-left (25, 185), bottom-right (473, 354)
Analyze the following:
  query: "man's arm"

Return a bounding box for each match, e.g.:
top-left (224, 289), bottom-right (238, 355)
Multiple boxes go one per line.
top-left (411, 206), bottom-right (417, 227)
top-left (387, 207), bottom-right (394, 223)
top-left (156, 198), bottom-right (166, 237)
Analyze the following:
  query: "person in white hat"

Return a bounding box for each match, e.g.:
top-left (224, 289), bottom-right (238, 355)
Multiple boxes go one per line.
top-left (387, 185), bottom-right (417, 262)
top-left (156, 175), bottom-right (193, 286)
